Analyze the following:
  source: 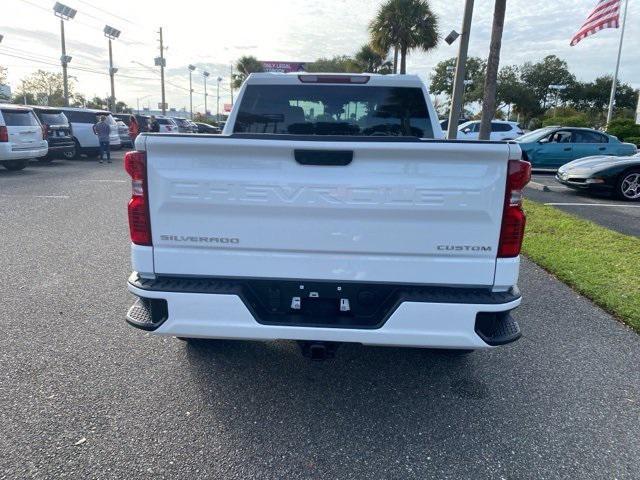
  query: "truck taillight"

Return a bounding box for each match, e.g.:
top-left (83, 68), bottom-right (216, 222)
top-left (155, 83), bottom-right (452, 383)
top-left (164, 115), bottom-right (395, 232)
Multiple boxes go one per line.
top-left (124, 151), bottom-right (152, 246)
top-left (498, 159), bottom-right (531, 258)
top-left (0, 126), bottom-right (8, 142)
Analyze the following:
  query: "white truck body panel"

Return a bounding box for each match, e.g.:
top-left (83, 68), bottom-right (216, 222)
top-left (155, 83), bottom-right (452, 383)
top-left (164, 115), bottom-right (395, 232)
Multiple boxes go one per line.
top-left (144, 136), bottom-right (510, 287)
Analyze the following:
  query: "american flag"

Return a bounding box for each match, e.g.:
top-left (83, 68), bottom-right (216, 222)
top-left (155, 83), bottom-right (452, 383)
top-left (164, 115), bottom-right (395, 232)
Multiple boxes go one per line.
top-left (570, 0), bottom-right (621, 46)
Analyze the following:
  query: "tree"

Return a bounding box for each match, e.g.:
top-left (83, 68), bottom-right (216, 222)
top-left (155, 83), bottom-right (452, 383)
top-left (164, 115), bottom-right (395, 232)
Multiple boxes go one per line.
top-left (306, 56), bottom-right (361, 73)
top-left (17, 70), bottom-right (75, 107)
top-left (0, 66), bottom-right (7, 85)
top-left (354, 45), bottom-right (392, 74)
top-left (520, 55), bottom-right (574, 110)
top-left (479, 0), bottom-right (506, 140)
top-left (86, 96), bottom-right (108, 110)
top-left (232, 56), bottom-right (264, 89)
top-left (430, 57), bottom-right (486, 106)
top-left (369, 0), bottom-right (439, 75)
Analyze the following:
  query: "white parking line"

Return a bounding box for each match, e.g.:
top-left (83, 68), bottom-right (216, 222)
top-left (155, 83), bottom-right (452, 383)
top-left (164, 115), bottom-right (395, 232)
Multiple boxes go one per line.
top-left (0, 194), bottom-right (69, 199)
top-left (544, 202), bottom-right (640, 208)
top-left (80, 180), bottom-right (126, 183)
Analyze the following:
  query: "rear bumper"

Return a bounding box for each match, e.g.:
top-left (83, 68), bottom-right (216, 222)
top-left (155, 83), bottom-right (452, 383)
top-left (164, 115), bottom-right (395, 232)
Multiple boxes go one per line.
top-left (126, 273), bottom-right (522, 349)
top-left (0, 144), bottom-right (48, 160)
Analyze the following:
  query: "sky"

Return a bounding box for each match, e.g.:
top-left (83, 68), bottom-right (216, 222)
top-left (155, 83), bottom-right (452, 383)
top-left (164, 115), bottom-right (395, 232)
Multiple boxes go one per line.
top-left (0, 0), bottom-right (638, 114)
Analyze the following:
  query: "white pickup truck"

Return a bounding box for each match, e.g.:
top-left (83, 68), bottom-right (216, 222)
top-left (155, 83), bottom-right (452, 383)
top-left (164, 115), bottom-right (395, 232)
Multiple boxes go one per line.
top-left (125, 73), bottom-right (530, 359)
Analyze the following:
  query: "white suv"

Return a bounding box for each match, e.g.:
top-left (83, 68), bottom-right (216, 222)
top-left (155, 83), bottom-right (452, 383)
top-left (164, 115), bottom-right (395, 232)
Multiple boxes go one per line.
top-left (0, 104), bottom-right (48, 171)
top-left (458, 120), bottom-right (524, 141)
top-left (59, 108), bottom-right (121, 159)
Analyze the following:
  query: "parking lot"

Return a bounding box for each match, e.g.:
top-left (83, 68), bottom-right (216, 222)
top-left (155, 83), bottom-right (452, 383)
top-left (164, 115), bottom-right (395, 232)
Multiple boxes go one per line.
top-left (0, 153), bottom-right (638, 479)
top-left (527, 173), bottom-right (640, 237)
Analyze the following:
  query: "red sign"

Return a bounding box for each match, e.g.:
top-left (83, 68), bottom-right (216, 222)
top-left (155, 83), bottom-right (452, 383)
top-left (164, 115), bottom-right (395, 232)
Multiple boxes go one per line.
top-left (261, 61), bottom-right (306, 73)
top-left (223, 103), bottom-right (233, 113)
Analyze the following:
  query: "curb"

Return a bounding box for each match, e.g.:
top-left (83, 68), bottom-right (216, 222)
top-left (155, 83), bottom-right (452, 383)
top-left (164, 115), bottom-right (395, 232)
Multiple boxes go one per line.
top-left (527, 182), bottom-right (569, 193)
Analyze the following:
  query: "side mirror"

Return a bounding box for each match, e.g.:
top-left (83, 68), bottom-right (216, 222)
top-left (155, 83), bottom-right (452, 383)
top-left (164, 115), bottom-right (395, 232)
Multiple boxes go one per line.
top-left (538, 138), bottom-right (549, 144)
top-left (462, 128), bottom-right (471, 134)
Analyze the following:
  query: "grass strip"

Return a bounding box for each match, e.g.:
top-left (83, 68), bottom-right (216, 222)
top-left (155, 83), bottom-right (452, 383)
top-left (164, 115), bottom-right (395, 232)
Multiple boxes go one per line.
top-left (522, 199), bottom-right (640, 332)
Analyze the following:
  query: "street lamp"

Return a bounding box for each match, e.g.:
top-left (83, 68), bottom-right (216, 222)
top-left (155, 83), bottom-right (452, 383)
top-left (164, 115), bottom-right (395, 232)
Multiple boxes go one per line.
top-left (104, 25), bottom-right (121, 112)
top-left (216, 76), bottom-right (222, 120)
top-left (188, 65), bottom-right (196, 119)
top-left (202, 71), bottom-right (210, 119)
top-left (53, 2), bottom-right (76, 107)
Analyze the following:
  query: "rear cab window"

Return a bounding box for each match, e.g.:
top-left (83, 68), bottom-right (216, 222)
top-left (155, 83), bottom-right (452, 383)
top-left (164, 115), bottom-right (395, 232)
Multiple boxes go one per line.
top-left (233, 84), bottom-right (433, 138)
top-left (1, 109), bottom-right (40, 126)
top-left (37, 111), bottom-right (69, 126)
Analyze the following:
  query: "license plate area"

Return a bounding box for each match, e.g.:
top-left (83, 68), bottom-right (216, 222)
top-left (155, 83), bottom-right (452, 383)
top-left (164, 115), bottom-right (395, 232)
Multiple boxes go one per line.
top-left (242, 280), bottom-right (399, 329)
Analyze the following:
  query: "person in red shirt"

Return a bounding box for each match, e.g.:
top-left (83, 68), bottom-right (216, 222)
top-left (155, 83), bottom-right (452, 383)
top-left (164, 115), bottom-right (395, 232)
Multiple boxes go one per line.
top-left (128, 115), bottom-right (140, 142)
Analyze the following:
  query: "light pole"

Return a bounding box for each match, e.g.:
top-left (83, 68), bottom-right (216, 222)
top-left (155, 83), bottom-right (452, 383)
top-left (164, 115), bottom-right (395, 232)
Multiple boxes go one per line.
top-left (203, 71), bottom-right (210, 119)
top-left (53, 2), bottom-right (76, 107)
top-left (549, 84), bottom-right (566, 118)
top-left (216, 76), bottom-right (222, 121)
top-left (447, 0), bottom-right (474, 139)
top-left (188, 65), bottom-right (196, 119)
top-left (104, 25), bottom-right (121, 112)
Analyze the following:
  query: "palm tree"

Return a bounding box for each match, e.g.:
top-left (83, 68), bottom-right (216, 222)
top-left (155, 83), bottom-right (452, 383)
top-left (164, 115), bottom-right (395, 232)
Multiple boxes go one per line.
top-left (369, 0), bottom-right (439, 75)
top-left (233, 56), bottom-right (264, 88)
top-left (354, 45), bottom-right (393, 74)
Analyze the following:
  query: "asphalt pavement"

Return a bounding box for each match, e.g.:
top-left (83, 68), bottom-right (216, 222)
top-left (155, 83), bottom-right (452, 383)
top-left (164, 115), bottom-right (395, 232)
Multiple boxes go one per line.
top-left (527, 173), bottom-right (640, 237)
top-left (1, 155), bottom-right (639, 479)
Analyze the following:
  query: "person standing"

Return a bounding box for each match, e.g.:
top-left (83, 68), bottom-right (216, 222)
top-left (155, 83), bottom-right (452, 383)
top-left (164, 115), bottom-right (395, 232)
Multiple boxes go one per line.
top-left (93, 115), bottom-right (112, 164)
top-left (148, 115), bottom-right (160, 133)
top-left (128, 115), bottom-right (140, 142)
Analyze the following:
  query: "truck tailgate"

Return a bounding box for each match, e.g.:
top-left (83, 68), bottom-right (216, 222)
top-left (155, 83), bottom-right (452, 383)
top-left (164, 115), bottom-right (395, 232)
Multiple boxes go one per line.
top-left (144, 136), bottom-right (513, 286)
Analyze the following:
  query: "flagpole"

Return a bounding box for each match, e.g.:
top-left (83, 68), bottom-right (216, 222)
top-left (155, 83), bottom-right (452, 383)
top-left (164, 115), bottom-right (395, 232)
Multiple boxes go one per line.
top-left (606, 0), bottom-right (629, 125)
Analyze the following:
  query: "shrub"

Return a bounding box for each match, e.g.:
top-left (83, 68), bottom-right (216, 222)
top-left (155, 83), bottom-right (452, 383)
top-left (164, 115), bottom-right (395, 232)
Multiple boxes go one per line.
top-left (606, 118), bottom-right (640, 142)
top-left (623, 136), bottom-right (640, 146)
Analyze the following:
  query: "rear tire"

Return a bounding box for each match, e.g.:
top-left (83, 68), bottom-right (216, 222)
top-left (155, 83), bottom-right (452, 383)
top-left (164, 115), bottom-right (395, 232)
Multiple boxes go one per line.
top-left (3, 159), bottom-right (28, 171)
top-left (62, 141), bottom-right (79, 160)
top-left (616, 169), bottom-right (640, 201)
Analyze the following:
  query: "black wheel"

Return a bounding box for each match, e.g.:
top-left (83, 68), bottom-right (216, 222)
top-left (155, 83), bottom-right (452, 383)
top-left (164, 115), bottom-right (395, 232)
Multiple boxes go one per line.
top-left (616, 169), bottom-right (640, 201)
top-left (62, 140), bottom-right (79, 160)
top-left (3, 159), bottom-right (28, 171)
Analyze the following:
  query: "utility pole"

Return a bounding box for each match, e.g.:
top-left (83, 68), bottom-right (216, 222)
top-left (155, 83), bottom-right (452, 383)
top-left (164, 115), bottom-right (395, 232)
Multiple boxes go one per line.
top-left (203, 71), bottom-right (210, 118)
top-left (447, 0), bottom-right (474, 140)
top-left (156, 27), bottom-right (166, 115)
top-left (606, 0), bottom-right (629, 126)
top-left (216, 76), bottom-right (222, 121)
top-left (188, 65), bottom-right (196, 119)
top-left (230, 63), bottom-right (234, 105)
top-left (478, 0), bottom-right (505, 140)
top-left (53, 3), bottom-right (76, 107)
top-left (104, 26), bottom-right (121, 112)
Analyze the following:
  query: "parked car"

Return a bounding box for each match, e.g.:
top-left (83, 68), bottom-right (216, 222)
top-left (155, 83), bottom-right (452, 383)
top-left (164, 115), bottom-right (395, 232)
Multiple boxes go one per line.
top-left (457, 120), bottom-right (524, 141)
top-left (170, 117), bottom-right (197, 133)
top-left (0, 104), bottom-right (48, 171)
top-left (116, 120), bottom-right (133, 148)
top-left (155, 116), bottom-right (178, 133)
top-left (186, 120), bottom-right (200, 133)
top-left (124, 72), bottom-right (529, 359)
top-left (59, 107), bottom-right (121, 159)
top-left (194, 122), bottom-right (221, 134)
top-left (439, 117), bottom-right (469, 131)
top-left (515, 127), bottom-right (637, 169)
top-left (556, 153), bottom-right (640, 201)
top-left (112, 113), bottom-right (131, 126)
top-left (31, 106), bottom-right (75, 161)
